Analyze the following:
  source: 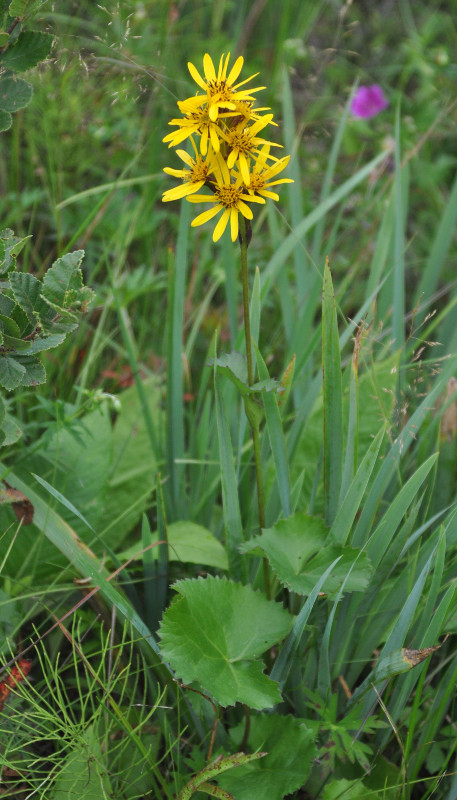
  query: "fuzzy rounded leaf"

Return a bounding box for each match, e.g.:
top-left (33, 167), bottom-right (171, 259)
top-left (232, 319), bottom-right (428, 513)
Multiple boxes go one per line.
top-left (9, 0), bottom-right (48, 16)
top-left (0, 109), bottom-right (12, 131)
top-left (218, 714), bottom-right (316, 800)
top-left (0, 31), bottom-right (52, 72)
top-left (241, 513), bottom-right (371, 596)
top-left (159, 575), bottom-right (292, 708)
top-left (0, 72), bottom-right (32, 112)
top-left (0, 355), bottom-right (26, 390)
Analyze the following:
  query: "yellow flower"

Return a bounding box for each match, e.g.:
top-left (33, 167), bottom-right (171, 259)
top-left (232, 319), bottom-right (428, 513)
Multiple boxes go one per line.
top-left (186, 153), bottom-right (265, 242)
top-left (162, 146), bottom-right (216, 202)
top-left (163, 104), bottom-right (224, 154)
top-left (187, 53), bottom-right (265, 122)
top-left (222, 115), bottom-right (279, 185)
top-left (244, 145), bottom-right (294, 200)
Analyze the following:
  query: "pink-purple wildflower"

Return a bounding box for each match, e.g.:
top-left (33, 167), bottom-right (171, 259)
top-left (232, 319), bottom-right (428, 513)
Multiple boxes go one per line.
top-left (351, 85), bottom-right (389, 119)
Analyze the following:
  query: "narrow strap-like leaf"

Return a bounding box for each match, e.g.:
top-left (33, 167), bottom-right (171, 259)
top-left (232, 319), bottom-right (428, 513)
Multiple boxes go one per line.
top-left (322, 258), bottom-right (343, 525)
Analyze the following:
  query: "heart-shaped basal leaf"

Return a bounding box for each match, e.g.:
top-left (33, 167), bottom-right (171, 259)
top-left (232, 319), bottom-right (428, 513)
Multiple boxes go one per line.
top-left (218, 713), bottom-right (316, 800)
top-left (241, 513), bottom-right (371, 596)
top-left (159, 575), bottom-right (292, 708)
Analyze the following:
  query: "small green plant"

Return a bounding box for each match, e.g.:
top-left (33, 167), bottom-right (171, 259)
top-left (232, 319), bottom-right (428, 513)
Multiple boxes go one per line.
top-left (0, 229), bottom-right (93, 445)
top-left (0, 0), bottom-right (53, 131)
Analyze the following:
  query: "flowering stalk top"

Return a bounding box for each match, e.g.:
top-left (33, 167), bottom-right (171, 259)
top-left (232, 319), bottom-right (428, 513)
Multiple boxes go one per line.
top-left (162, 53), bottom-right (293, 242)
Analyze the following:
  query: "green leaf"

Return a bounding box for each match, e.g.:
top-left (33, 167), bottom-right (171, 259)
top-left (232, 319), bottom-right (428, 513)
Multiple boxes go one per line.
top-left (8, 0), bottom-right (48, 15)
top-left (0, 31), bottom-right (52, 71)
top-left (178, 752), bottom-right (267, 800)
top-left (330, 425), bottom-right (386, 546)
top-left (50, 724), bottom-right (112, 799)
top-left (211, 350), bottom-right (248, 386)
top-left (322, 258), bottom-right (343, 525)
top-left (0, 72), bottom-right (32, 111)
top-left (253, 341), bottom-right (290, 517)
top-left (214, 364), bottom-right (244, 580)
top-left (210, 351), bottom-right (279, 398)
top-left (41, 250), bottom-right (93, 314)
top-left (9, 270), bottom-right (52, 324)
top-left (120, 521), bottom-right (229, 571)
top-left (1, 412), bottom-right (22, 445)
top-left (159, 576), bottom-right (292, 708)
top-left (9, 234), bottom-right (32, 257)
top-left (0, 109), bottom-right (12, 131)
top-left (15, 354), bottom-right (45, 386)
top-left (0, 354), bottom-right (26, 389)
top-left (218, 714), bottom-right (316, 800)
top-left (322, 779), bottom-right (377, 800)
top-left (242, 513), bottom-right (371, 596)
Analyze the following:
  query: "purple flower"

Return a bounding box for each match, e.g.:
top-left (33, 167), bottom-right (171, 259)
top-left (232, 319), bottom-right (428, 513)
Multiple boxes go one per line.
top-left (351, 85), bottom-right (389, 119)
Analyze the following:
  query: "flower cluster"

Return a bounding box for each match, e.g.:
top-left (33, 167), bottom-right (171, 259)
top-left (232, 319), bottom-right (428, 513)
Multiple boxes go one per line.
top-left (162, 53), bottom-right (293, 242)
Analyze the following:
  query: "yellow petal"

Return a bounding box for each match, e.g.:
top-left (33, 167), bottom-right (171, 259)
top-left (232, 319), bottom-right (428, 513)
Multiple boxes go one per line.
top-left (226, 149), bottom-right (238, 170)
top-left (201, 128), bottom-right (209, 155)
top-left (163, 167), bottom-right (185, 177)
top-left (203, 53), bottom-right (216, 82)
top-left (213, 208), bottom-right (231, 241)
top-left (187, 61), bottom-right (207, 91)
top-left (221, 52), bottom-right (231, 80)
top-left (240, 193), bottom-right (265, 203)
top-left (191, 205), bottom-right (222, 227)
top-left (176, 150), bottom-right (195, 167)
top-left (265, 178), bottom-right (294, 186)
top-left (258, 189), bottom-right (279, 201)
top-left (238, 201), bottom-right (254, 219)
top-left (239, 153), bottom-right (251, 186)
top-left (265, 156), bottom-right (291, 178)
top-left (232, 73), bottom-right (260, 90)
top-left (230, 208), bottom-right (239, 241)
top-left (186, 194), bottom-right (218, 203)
top-left (209, 125), bottom-right (221, 152)
top-left (162, 181), bottom-right (205, 202)
top-left (227, 55), bottom-right (243, 86)
top-left (209, 103), bottom-right (219, 122)
top-left (216, 152), bottom-right (231, 184)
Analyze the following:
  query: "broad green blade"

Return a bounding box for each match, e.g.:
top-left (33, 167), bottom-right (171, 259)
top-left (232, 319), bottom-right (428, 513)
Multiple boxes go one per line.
top-left (166, 199), bottom-right (190, 517)
top-left (322, 258), bottom-right (343, 525)
top-left (253, 342), bottom-right (291, 518)
top-left (214, 362), bottom-right (244, 580)
top-left (330, 426), bottom-right (385, 546)
top-left (270, 557), bottom-right (342, 688)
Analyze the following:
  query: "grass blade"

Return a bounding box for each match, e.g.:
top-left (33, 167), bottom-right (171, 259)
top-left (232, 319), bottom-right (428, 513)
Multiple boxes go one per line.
top-left (322, 257), bottom-right (343, 525)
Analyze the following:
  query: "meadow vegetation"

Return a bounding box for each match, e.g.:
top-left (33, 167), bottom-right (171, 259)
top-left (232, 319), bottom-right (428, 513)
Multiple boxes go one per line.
top-left (1, 1), bottom-right (457, 798)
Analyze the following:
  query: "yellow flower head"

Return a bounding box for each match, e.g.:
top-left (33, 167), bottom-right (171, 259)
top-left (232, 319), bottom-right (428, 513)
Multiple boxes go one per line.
top-left (186, 152), bottom-right (265, 242)
top-left (162, 145), bottom-right (216, 202)
top-left (221, 114), bottom-right (279, 186)
top-left (187, 53), bottom-right (265, 123)
top-left (243, 145), bottom-right (294, 200)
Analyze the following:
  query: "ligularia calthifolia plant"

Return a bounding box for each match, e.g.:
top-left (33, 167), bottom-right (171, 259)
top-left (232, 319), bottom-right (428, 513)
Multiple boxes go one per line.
top-left (162, 53), bottom-right (294, 593)
top-left (162, 53), bottom-right (293, 242)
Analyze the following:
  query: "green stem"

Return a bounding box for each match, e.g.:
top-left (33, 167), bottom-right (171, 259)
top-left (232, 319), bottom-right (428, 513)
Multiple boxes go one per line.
top-left (239, 216), bottom-right (270, 598)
